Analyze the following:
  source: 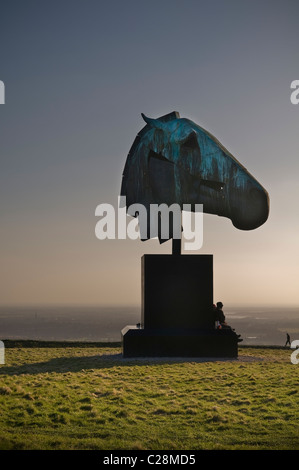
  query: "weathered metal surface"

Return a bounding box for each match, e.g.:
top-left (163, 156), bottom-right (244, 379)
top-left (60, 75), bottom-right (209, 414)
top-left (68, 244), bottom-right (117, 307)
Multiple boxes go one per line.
top-left (121, 111), bottom-right (269, 241)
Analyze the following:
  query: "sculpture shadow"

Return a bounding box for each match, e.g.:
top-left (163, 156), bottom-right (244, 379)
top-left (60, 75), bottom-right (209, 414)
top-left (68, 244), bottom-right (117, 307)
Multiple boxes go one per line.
top-left (0, 353), bottom-right (122, 376)
top-left (0, 352), bottom-right (239, 376)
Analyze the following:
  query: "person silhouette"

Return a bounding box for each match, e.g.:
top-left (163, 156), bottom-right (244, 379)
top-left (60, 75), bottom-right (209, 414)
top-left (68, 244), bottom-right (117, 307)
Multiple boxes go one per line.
top-left (215, 302), bottom-right (226, 327)
top-left (285, 333), bottom-right (291, 347)
top-left (215, 301), bottom-right (243, 342)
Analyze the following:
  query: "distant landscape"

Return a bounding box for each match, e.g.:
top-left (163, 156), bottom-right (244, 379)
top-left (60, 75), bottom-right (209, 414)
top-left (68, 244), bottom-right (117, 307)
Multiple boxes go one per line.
top-left (0, 306), bottom-right (298, 346)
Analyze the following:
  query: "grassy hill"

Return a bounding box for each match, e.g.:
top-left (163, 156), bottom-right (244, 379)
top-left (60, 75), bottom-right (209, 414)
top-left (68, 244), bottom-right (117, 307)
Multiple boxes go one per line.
top-left (0, 341), bottom-right (298, 450)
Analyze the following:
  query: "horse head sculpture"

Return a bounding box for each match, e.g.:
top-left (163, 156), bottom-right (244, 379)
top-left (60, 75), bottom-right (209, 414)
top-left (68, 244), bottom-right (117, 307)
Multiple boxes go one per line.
top-left (121, 111), bottom-right (269, 242)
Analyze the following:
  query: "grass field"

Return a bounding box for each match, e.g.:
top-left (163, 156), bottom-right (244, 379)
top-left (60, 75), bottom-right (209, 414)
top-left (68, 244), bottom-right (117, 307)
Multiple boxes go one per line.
top-left (0, 341), bottom-right (298, 450)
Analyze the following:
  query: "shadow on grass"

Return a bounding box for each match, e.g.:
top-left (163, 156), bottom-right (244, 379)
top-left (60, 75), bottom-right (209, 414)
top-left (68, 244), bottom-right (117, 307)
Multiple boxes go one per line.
top-left (3, 340), bottom-right (121, 349)
top-left (0, 353), bottom-right (125, 376)
top-left (0, 341), bottom-right (278, 376)
top-left (0, 352), bottom-right (243, 376)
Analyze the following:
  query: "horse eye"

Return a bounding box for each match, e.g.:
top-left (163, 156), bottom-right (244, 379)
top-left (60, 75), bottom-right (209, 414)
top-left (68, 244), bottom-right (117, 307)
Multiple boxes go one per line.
top-left (201, 179), bottom-right (225, 192)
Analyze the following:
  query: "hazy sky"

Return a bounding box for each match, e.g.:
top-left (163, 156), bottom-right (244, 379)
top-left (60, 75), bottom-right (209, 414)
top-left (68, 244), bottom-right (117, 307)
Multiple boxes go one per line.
top-left (1, 0), bottom-right (298, 308)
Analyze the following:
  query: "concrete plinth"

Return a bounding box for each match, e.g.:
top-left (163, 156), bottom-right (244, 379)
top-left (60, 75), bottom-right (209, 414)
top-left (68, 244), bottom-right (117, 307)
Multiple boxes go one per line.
top-left (122, 254), bottom-right (239, 358)
top-left (122, 326), bottom-right (238, 358)
top-left (142, 254), bottom-right (214, 329)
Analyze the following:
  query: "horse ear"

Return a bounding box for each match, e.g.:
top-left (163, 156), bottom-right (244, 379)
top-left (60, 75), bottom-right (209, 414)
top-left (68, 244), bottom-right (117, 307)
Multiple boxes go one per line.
top-left (141, 113), bottom-right (166, 130)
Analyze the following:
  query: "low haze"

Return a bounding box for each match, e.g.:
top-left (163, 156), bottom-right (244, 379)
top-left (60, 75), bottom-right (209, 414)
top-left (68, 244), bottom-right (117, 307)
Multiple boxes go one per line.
top-left (1, 0), bottom-right (298, 308)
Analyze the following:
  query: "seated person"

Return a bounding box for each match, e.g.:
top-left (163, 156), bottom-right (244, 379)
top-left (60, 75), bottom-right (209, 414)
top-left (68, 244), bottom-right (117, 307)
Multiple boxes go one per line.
top-left (214, 302), bottom-right (242, 341)
top-left (215, 301), bottom-right (228, 328)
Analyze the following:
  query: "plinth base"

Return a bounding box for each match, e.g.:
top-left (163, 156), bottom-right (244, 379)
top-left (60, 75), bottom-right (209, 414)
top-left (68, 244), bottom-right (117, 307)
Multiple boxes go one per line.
top-left (121, 326), bottom-right (238, 358)
top-left (142, 254), bottom-right (213, 329)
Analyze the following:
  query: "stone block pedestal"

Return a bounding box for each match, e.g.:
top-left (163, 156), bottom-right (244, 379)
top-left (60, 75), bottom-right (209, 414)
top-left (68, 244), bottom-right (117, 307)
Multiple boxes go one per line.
top-left (122, 254), bottom-right (239, 358)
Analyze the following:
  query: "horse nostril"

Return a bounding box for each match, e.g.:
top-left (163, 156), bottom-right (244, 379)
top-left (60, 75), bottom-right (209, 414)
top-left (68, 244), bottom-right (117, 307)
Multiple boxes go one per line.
top-left (231, 186), bottom-right (269, 230)
top-left (250, 187), bottom-right (263, 203)
top-left (250, 187), bottom-right (269, 214)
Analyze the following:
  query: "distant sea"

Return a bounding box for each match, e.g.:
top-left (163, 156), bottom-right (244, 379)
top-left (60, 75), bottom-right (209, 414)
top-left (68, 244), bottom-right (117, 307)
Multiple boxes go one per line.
top-left (0, 306), bottom-right (298, 346)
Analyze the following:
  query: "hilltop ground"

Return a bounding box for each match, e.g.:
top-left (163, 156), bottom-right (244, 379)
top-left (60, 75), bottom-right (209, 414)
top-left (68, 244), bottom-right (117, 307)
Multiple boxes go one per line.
top-left (0, 341), bottom-right (298, 450)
